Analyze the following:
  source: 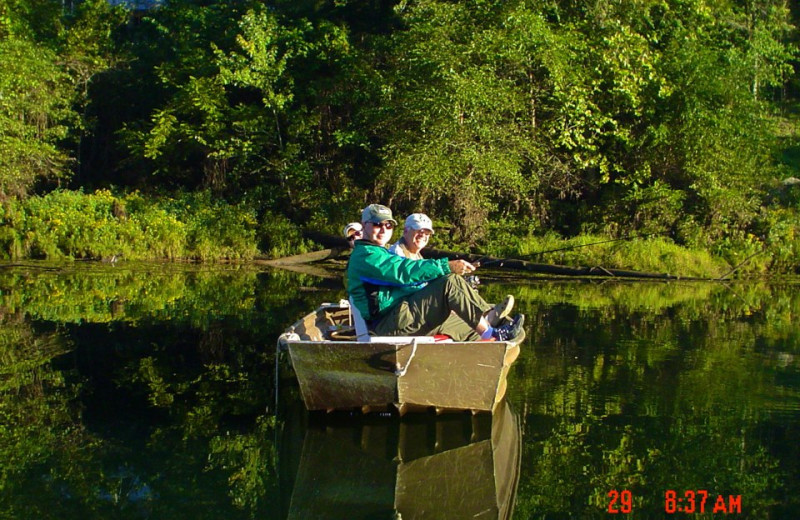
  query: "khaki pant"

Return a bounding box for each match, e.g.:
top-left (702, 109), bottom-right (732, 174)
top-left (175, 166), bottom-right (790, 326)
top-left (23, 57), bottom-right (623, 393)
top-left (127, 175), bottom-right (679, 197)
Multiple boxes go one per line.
top-left (372, 274), bottom-right (491, 341)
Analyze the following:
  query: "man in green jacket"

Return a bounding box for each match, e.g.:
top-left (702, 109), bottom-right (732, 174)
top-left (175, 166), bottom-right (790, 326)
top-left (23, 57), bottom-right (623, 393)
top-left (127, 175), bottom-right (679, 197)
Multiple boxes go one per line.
top-left (347, 204), bottom-right (524, 341)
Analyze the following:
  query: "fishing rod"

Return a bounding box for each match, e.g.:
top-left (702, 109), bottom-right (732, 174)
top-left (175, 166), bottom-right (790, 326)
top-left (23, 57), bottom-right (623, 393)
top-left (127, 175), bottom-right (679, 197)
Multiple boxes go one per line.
top-left (291, 230), bottom-right (693, 280)
top-left (462, 232), bottom-right (662, 267)
top-left (517, 232), bottom-right (662, 260)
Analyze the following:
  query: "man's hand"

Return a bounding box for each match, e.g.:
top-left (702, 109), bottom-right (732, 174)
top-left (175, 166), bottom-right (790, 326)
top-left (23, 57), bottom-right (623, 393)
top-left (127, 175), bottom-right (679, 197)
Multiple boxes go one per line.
top-left (448, 259), bottom-right (477, 276)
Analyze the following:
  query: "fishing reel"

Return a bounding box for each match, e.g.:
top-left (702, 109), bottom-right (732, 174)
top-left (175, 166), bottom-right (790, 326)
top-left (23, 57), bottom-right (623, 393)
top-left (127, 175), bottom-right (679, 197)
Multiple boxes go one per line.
top-left (464, 274), bottom-right (480, 290)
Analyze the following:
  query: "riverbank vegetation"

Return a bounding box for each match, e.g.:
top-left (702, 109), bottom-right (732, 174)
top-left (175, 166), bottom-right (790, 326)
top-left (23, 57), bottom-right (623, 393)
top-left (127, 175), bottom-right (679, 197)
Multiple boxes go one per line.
top-left (0, 0), bottom-right (799, 276)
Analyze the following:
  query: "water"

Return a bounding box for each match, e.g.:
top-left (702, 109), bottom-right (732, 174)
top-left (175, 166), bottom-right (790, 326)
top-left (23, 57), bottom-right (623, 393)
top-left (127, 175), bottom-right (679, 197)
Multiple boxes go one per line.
top-left (1, 262), bottom-right (798, 519)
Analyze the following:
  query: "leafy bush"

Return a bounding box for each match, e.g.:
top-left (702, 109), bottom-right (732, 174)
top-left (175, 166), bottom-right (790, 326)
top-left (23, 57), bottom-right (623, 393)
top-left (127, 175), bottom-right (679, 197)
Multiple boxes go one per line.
top-left (0, 200), bottom-right (26, 259)
top-left (0, 190), bottom-right (261, 261)
top-left (257, 211), bottom-right (315, 259)
top-left (163, 192), bottom-right (259, 261)
top-left (762, 209), bottom-right (800, 274)
top-left (710, 232), bottom-right (771, 277)
top-left (123, 193), bottom-right (188, 260)
top-left (0, 35), bottom-right (75, 198)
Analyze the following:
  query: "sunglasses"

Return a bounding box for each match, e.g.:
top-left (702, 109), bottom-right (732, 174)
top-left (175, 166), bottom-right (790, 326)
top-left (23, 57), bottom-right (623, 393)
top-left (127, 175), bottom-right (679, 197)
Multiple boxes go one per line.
top-left (372, 221), bottom-right (395, 230)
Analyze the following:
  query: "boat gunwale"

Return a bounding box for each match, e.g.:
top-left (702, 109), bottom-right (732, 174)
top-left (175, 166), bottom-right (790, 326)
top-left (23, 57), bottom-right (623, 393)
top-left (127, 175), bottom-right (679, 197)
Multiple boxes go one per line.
top-left (280, 302), bottom-right (525, 349)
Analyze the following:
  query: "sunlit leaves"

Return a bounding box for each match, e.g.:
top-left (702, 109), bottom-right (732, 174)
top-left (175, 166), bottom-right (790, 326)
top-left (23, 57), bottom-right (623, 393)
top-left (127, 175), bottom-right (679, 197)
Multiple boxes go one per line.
top-left (0, 0), bottom-right (127, 197)
top-left (216, 8), bottom-right (300, 112)
top-left (0, 0), bottom-right (798, 268)
top-left (0, 35), bottom-right (74, 197)
top-left (60, 0), bottom-right (128, 92)
top-left (374, 0), bottom-right (796, 242)
top-left (376, 0), bottom-right (549, 238)
top-left (0, 190), bottom-right (263, 261)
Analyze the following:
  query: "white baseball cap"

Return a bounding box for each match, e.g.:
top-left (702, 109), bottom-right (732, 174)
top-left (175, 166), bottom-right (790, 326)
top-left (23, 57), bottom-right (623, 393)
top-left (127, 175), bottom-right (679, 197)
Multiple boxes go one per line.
top-left (405, 213), bottom-right (434, 234)
top-left (343, 222), bottom-right (363, 238)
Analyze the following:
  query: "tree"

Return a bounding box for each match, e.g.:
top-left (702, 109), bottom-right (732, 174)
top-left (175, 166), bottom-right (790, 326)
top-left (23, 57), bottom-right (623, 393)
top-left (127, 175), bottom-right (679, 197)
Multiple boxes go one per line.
top-left (121, 1), bottom-right (374, 223)
top-left (0, 33), bottom-right (75, 198)
top-left (365, 0), bottom-right (796, 242)
top-left (373, 0), bottom-right (549, 241)
top-left (0, 0), bottom-right (126, 199)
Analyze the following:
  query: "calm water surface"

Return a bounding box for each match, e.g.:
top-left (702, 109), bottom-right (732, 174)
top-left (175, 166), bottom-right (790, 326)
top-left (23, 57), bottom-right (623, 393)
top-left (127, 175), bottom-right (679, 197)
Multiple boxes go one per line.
top-left (1, 262), bottom-right (798, 519)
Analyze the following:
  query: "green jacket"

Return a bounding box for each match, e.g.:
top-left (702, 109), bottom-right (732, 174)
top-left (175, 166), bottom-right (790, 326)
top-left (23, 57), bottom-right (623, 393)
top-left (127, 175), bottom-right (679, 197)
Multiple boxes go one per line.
top-left (347, 239), bottom-right (451, 321)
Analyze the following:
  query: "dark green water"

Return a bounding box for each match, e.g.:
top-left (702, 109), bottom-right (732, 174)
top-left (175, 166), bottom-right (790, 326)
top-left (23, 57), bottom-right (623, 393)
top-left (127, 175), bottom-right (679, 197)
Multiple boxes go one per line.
top-left (1, 262), bottom-right (798, 519)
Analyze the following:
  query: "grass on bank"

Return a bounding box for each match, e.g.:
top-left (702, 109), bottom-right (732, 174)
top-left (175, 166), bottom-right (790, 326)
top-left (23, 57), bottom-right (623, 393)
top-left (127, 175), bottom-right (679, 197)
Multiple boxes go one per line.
top-left (0, 189), bottom-right (315, 262)
top-left (1, 189), bottom-right (799, 278)
top-left (483, 232), bottom-right (729, 279)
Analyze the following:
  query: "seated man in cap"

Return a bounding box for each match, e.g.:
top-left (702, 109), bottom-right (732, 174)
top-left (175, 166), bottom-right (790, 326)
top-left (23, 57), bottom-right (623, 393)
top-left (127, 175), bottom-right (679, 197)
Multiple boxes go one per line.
top-left (347, 204), bottom-right (523, 342)
top-left (343, 222), bottom-right (363, 249)
top-left (389, 213), bottom-right (434, 260)
top-left (388, 211), bottom-right (514, 324)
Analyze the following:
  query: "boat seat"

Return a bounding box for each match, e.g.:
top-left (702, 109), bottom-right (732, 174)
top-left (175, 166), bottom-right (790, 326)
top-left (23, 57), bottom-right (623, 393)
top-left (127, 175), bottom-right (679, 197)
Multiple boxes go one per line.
top-left (347, 297), bottom-right (441, 344)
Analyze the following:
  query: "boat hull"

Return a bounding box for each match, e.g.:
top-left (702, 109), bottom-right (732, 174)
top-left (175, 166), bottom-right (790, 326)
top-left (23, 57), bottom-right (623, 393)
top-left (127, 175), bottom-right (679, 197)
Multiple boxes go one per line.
top-left (280, 303), bottom-right (523, 414)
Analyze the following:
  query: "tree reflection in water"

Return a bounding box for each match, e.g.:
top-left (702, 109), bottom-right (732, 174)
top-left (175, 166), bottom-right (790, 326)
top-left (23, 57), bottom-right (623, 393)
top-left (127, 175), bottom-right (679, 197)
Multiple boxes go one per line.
top-left (0, 264), bottom-right (798, 518)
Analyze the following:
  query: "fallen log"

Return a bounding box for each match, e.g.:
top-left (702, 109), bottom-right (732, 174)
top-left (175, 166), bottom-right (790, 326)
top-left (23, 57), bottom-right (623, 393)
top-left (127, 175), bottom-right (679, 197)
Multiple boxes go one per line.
top-left (255, 247), bottom-right (347, 266)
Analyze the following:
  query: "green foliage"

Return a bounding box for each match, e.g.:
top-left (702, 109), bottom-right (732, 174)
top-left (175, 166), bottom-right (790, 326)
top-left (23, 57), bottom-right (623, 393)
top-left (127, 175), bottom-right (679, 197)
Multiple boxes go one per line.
top-left (118, 1), bottom-right (249, 188)
top-left (0, 34), bottom-right (75, 197)
top-left (257, 210), bottom-right (315, 258)
top-left (0, 190), bottom-right (262, 261)
top-left (480, 228), bottom-right (728, 278)
top-left (375, 1), bottom-right (546, 240)
top-left (0, 0), bottom-right (63, 42)
top-left (161, 191), bottom-right (259, 261)
top-left (711, 230), bottom-right (772, 276)
top-left (759, 207), bottom-right (800, 273)
top-left (361, 0), bottom-right (798, 245)
top-left (116, 0), bottom-right (370, 228)
top-left (59, 0), bottom-right (128, 122)
top-left (0, 0), bottom-right (127, 198)
top-left (0, 0), bottom-right (798, 273)
top-left (17, 189), bottom-right (142, 260)
top-left (585, 181), bottom-right (687, 237)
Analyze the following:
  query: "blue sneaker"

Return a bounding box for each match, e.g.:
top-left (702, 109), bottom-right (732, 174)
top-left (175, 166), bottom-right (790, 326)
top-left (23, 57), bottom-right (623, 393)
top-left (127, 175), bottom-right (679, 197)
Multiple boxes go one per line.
top-left (492, 314), bottom-right (524, 342)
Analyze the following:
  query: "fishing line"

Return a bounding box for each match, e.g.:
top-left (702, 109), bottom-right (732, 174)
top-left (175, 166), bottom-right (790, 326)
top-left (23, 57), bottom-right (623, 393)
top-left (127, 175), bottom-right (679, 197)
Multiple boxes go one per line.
top-left (462, 232), bottom-right (663, 266)
top-left (519, 231), bottom-right (663, 259)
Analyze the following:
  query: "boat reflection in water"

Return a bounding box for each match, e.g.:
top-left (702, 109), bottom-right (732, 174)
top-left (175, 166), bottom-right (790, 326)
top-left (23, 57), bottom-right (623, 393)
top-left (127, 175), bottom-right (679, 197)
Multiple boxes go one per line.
top-left (278, 401), bottom-right (522, 520)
